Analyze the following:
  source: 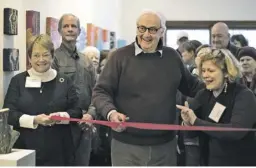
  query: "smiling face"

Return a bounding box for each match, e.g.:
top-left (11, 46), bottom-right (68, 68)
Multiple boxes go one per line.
top-left (87, 52), bottom-right (99, 68)
top-left (201, 60), bottom-right (225, 91)
top-left (136, 13), bottom-right (163, 53)
top-left (29, 43), bottom-right (53, 73)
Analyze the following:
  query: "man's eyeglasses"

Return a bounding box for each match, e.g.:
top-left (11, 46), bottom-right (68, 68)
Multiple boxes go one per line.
top-left (137, 26), bottom-right (161, 34)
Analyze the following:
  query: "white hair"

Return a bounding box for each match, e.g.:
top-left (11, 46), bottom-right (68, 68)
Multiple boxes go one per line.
top-left (81, 46), bottom-right (100, 58)
top-left (136, 9), bottom-right (167, 33)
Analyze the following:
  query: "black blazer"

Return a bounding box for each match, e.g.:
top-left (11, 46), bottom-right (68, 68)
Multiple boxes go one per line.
top-left (187, 82), bottom-right (256, 166)
top-left (3, 71), bottom-right (82, 166)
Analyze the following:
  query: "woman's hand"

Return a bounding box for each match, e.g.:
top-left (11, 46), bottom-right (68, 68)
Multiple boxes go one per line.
top-left (34, 114), bottom-right (56, 126)
top-left (176, 101), bottom-right (197, 125)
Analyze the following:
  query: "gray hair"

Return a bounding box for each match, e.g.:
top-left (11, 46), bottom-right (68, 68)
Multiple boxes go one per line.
top-left (81, 46), bottom-right (100, 58)
top-left (58, 13), bottom-right (81, 33)
top-left (136, 9), bottom-right (167, 33)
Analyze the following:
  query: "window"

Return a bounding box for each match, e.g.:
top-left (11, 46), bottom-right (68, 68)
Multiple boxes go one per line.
top-left (166, 29), bottom-right (210, 49)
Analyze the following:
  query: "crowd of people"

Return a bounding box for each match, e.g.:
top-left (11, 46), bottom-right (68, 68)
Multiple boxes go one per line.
top-left (2, 9), bottom-right (256, 166)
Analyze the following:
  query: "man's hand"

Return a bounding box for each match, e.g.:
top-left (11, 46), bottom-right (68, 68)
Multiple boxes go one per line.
top-left (79, 113), bottom-right (94, 126)
top-left (82, 114), bottom-right (93, 121)
top-left (108, 110), bottom-right (128, 132)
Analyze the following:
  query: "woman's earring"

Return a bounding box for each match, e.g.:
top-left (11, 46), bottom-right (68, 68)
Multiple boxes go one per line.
top-left (224, 81), bottom-right (228, 93)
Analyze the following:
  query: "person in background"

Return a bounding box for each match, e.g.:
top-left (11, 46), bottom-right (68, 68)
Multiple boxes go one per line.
top-left (90, 49), bottom-right (113, 166)
top-left (52, 13), bottom-right (97, 166)
top-left (177, 47), bottom-right (256, 166)
top-left (237, 46), bottom-right (256, 95)
top-left (3, 34), bottom-right (82, 166)
top-left (92, 9), bottom-right (203, 166)
top-left (230, 34), bottom-right (248, 48)
top-left (97, 50), bottom-right (109, 75)
top-left (176, 39), bottom-right (202, 165)
top-left (211, 22), bottom-right (239, 58)
top-left (176, 31), bottom-right (189, 55)
top-left (98, 49), bottom-right (116, 74)
top-left (192, 44), bottom-right (211, 77)
top-left (176, 40), bottom-right (203, 166)
top-left (180, 44), bottom-right (210, 166)
top-left (180, 40), bottom-right (202, 72)
top-left (82, 46), bottom-right (100, 69)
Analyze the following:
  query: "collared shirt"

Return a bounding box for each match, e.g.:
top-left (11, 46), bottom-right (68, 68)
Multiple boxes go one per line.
top-left (134, 38), bottom-right (163, 57)
top-left (52, 43), bottom-right (97, 115)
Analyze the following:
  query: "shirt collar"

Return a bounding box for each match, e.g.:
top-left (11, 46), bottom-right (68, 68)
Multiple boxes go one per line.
top-left (134, 38), bottom-right (163, 57)
top-left (60, 43), bottom-right (80, 59)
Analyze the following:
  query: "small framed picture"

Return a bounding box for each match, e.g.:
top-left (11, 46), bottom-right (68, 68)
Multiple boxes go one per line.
top-left (3, 48), bottom-right (19, 71)
top-left (4, 8), bottom-right (18, 35)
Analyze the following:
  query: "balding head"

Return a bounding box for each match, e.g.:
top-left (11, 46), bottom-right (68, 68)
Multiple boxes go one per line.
top-left (211, 22), bottom-right (230, 49)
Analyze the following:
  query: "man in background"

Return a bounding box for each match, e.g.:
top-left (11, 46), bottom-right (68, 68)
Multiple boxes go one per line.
top-left (52, 13), bottom-right (97, 166)
top-left (176, 31), bottom-right (189, 55)
top-left (211, 22), bottom-right (239, 58)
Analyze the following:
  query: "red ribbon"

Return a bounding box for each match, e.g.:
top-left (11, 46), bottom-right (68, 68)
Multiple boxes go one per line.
top-left (50, 116), bottom-right (256, 131)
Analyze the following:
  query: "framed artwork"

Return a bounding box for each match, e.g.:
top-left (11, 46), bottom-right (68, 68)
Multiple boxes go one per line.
top-left (76, 26), bottom-right (87, 52)
top-left (96, 27), bottom-right (104, 51)
top-left (87, 23), bottom-right (95, 46)
top-left (3, 48), bottom-right (19, 71)
top-left (117, 39), bottom-right (127, 48)
top-left (26, 10), bottom-right (40, 36)
top-left (110, 31), bottom-right (116, 49)
top-left (4, 8), bottom-right (18, 35)
top-left (26, 10), bottom-right (40, 70)
top-left (46, 17), bottom-right (61, 49)
top-left (102, 29), bottom-right (108, 42)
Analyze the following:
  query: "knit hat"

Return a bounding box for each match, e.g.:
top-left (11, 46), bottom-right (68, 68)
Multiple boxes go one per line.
top-left (237, 46), bottom-right (256, 61)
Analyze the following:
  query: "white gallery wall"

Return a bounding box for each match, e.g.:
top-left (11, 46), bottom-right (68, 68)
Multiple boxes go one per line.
top-left (120, 0), bottom-right (256, 43)
top-left (0, 0), bottom-right (122, 106)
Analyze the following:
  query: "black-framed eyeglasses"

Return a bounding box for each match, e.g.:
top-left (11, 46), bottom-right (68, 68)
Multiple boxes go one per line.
top-left (137, 26), bottom-right (161, 34)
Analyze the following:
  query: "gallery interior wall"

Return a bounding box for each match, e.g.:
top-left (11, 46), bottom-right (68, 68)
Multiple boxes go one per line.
top-left (120, 0), bottom-right (256, 43)
top-left (0, 0), bottom-right (122, 106)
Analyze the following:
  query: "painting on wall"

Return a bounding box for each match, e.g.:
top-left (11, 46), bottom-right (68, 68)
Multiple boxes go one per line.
top-left (3, 48), bottom-right (19, 71)
top-left (26, 10), bottom-right (40, 36)
top-left (4, 8), bottom-right (18, 35)
top-left (95, 27), bottom-right (104, 51)
top-left (102, 29), bottom-right (108, 42)
top-left (87, 23), bottom-right (95, 46)
top-left (110, 31), bottom-right (116, 49)
top-left (76, 26), bottom-right (87, 52)
top-left (26, 10), bottom-right (40, 70)
top-left (97, 28), bottom-right (104, 51)
top-left (117, 39), bottom-right (127, 48)
top-left (93, 26), bottom-right (99, 47)
top-left (46, 17), bottom-right (61, 49)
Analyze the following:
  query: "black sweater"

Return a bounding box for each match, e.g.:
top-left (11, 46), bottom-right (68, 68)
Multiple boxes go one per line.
top-left (92, 43), bottom-right (203, 145)
top-left (188, 83), bottom-right (256, 166)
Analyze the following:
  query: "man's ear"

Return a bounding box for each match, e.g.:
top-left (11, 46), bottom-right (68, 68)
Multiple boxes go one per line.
top-left (227, 32), bottom-right (230, 38)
